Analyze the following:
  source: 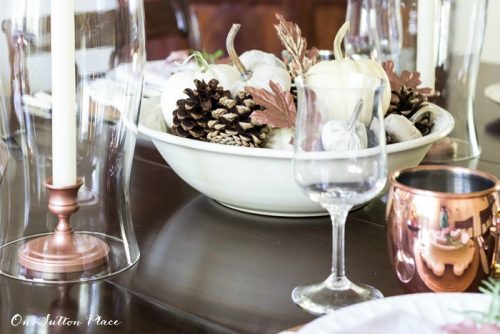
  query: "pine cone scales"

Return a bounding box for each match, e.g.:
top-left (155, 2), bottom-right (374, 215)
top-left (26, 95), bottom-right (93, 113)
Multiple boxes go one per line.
top-left (171, 79), bottom-right (230, 140)
top-left (386, 86), bottom-right (435, 143)
top-left (206, 91), bottom-right (269, 147)
top-left (389, 86), bottom-right (427, 117)
top-left (171, 79), bottom-right (268, 147)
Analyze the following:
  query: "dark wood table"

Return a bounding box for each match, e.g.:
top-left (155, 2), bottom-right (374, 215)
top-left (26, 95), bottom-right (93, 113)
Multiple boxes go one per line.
top-left (1, 64), bottom-right (500, 334)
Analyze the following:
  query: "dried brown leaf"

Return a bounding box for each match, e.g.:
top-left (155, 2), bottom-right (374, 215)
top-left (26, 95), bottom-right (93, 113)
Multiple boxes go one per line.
top-left (274, 13), bottom-right (317, 79)
top-left (382, 60), bottom-right (432, 95)
top-left (245, 81), bottom-right (297, 129)
top-left (307, 47), bottom-right (320, 61)
top-left (303, 90), bottom-right (323, 151)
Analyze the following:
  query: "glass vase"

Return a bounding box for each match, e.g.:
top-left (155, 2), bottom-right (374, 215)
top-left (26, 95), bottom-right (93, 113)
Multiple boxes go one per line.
top-left (398, 0), bottom-right (488, 161)
top-left (0, 0), bottom-right (145, 283)
top-left (374, 0), bottom-right (403, 71)
top-left (345, 0), bottom-right (378, 60)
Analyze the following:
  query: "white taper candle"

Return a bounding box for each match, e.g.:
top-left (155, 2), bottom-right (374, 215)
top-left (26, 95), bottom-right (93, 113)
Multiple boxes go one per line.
top-left (51, 0), bottom-right (77, 186)
top-left (417, 0), bottom-right (436, 91)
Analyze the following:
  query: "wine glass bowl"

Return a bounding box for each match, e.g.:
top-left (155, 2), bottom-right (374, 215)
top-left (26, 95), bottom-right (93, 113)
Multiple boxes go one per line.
top-left (292, 72), bottom-right (387, 314)
top-left (294, 73), bottom-right (387, 207)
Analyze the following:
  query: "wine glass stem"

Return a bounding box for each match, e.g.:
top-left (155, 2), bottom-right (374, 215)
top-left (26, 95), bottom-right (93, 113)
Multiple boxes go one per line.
top-left (323, 204), bottom-right (352, 289)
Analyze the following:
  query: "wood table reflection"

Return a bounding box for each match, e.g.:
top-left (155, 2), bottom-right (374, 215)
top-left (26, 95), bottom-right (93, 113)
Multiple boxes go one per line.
top-left (1, 64), bottom-right (500, 334)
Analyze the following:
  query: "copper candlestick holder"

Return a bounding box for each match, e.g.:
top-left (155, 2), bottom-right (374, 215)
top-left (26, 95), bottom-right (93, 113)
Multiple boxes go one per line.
top-left (18, 177), bottom-right (110, 273)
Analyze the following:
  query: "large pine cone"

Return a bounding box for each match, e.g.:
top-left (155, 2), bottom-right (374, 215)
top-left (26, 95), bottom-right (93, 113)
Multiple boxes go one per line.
top-left (206, 91), bottom-right (269, 147)
top-left (389, 86), bottom-right (427, 118)
top-left (171, 79), bottom-right (230, 141)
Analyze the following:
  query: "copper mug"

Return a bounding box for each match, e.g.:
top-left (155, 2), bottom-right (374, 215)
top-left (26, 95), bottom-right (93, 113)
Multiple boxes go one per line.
top-left (386, 165), bottom-right (499, 293)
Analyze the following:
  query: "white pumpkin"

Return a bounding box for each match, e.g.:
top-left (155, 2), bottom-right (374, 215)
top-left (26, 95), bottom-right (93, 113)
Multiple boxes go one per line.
top-left (384, 104), bottom-right (438, 143)
top-left (321, 118), bottom-right (368, 151)
top-left (239, 50), bottom-right (287, 70)
top-left (160, 52), bottom-right (239, 128)
top-left (265, 128), bottom-right (294, 150)
top-left (384, 114), bottom-right (422, 143)
top-left (226, 24), bottom-right (291, 94)
top-left (306, 21), bottom-right (391, 125)
top-left (321, 100), bottom-right (368, 151)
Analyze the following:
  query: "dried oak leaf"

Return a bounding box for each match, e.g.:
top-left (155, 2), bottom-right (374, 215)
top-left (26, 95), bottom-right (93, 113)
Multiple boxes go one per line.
top-left (307, 48), bottom-right (319, 62)
top-left (274, 13), bottom-right (317, 78)
top-left (382, 60), bottom-right (432, 95)
top-left (246, 81), bottom-right (297, 129)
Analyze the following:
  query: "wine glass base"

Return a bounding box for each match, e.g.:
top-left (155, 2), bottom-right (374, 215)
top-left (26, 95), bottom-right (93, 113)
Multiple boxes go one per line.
top-left (292, 279), bottom-right (383, 315)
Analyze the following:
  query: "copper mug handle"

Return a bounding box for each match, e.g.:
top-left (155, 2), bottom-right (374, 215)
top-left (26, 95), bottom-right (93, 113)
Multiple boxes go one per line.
top-left (493, 207), bottom-right (500, 278)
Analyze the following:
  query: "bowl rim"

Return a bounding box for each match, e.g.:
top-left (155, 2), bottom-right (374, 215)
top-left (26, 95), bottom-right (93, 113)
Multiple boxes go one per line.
top-left (138, 103), bottom-right (455, 159)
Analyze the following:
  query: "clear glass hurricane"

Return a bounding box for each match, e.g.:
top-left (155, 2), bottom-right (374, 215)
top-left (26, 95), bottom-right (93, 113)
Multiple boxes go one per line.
top-left (292, 72), bottom-right (387, 314)
top-left (0, 0), bottom-right (145, 283)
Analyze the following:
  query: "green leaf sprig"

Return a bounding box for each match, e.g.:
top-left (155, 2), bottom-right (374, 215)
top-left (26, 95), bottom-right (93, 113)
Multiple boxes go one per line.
top-left (190, 49), bottom-right (224, 65)
top-left (460, 278), bottom-right (500, 325)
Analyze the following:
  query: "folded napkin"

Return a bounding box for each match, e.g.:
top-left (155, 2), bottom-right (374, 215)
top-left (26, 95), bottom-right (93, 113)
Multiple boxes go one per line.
top-left (144, 50), bottom-right (192, 94)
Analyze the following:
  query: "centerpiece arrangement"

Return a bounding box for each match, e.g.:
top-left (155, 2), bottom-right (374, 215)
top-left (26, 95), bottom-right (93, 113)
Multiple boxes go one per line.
top-left (139, 14), bottom-right (454, 217)
top-left (159, 15), bottom-right (440, 151)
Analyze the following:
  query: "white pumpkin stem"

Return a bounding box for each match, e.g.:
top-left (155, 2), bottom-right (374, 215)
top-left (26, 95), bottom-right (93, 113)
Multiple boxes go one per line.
top-left (333, 21), bottom-right (350, 61)
top-left (182, 51), bottom-right (210, 73)
top-left (226, 24), bottom-right (252, 81)
top-left (346, 99), bottom-right (364, 130)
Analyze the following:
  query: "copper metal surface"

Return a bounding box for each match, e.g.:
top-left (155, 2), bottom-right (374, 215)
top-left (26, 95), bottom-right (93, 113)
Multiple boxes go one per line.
top-left (18, 177), bottom-right (110, 273)
top-left (387, 165), bottom-right (499, 292)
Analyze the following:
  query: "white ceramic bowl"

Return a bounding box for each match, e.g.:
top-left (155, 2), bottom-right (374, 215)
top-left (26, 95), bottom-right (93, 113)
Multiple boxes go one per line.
top-left (139, 99), bottom-right (454, 217)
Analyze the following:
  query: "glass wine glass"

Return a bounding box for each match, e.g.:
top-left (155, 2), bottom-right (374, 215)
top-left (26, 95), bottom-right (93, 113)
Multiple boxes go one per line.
top-left (345, 0), bottom-right (378, 60)
top-left (292, 72), bottom-right (387, 314)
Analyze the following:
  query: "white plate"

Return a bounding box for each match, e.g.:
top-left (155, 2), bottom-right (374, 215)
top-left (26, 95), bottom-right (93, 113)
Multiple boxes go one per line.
top-left (484, 83), bottom-right (500, 104)
top-left (285, 293), bottom-right (490, 334)
top-left (143, 60), bottom-right (194, 96)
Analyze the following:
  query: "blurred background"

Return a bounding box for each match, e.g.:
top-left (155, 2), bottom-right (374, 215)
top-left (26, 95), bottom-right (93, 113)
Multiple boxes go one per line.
top-left (1, 0), bottom-right (499, 92)
top-left (140, 0), bottom-right (500, 63)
